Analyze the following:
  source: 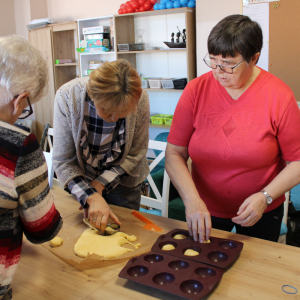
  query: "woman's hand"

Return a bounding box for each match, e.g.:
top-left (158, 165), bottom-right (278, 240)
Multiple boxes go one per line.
top-left (90, 180), bottom-right (106, 194)
top-left (232, 192), bottom-right (267, 227)
top-left (185, 198), bottom-right (212, 243)
top-left (86, 193), bottom-right (121, 232)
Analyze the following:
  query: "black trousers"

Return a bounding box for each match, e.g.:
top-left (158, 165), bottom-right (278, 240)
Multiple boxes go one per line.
top-left (102, 183), bottom-right (142, 211)
top-left (211, 203), bottom-right (284, 242)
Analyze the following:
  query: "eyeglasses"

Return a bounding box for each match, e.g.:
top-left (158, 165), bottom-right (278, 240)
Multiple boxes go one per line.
top-left (203, 53), bottom-right (245, 74)
top-left (18, 97), bottom-right (33, 119)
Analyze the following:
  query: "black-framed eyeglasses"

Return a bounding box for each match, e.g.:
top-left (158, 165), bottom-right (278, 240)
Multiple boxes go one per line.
top-left (18, 97), bottom-right (33, 119)
top-left (203, 53), bottom-right (245, 74)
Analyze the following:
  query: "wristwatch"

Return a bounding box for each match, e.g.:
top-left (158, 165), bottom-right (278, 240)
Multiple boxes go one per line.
top-left (261, 190), bottom-right (273, 205)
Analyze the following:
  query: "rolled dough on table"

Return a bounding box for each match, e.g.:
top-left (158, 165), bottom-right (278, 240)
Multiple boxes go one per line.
top-left (74, 229), bottom-right (141, 259)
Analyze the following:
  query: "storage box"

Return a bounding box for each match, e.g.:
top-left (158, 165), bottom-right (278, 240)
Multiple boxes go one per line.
top-left (83, 38), bottom-right (110, 48)
top-left (84, 69), bottom-right (94, 76)
top-left (89, 63), bottom-right (103, 70)
top-left (173, 78), bottom-right (187, 89)
top-left (141, 78), bottom-right (149, 89)
top-left (117, 43), bottom-right (144, 51)
top-left (82, 26), bottom-right (110, 35)
top-left (150, 114), bottom-right (173, 124)
top-left (165, 117), bottom-right (173, 125)
top-left (89, 60), bottom-right (103, 64)
top-left (148, 78), bottom-right (162, 89)
top-left (83, 34), bottom-right (108, 40)
top-left (161, 78), bottom-right (175, 89)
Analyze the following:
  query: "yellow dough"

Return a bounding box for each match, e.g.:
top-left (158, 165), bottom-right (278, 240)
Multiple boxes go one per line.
top-left (74, 229), bottom-right (141, 258)
top-left (204, 239), bottom-right (211, 243)
top-left (162, 244), bottom-right (175, 251)
top-left (173, 234), bottom-right (186, 240)
top-left (50, 236), bottom-right (63, 247)
top-left (184, 249), bottom-right (199, 256)
top-left (105, 226), bottom-right (117, 235)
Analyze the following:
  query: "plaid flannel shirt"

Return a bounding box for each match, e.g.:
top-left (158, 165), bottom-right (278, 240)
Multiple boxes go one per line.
top-left (67, 94), bottom-right (127, 208)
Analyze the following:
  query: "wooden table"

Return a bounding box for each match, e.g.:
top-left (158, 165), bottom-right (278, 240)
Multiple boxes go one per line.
top-left (11, 189), bottom-right (300, 299)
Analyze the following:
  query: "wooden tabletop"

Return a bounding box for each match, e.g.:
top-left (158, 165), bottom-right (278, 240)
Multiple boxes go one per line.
top-left (11, 188), bottom-right (300, 300)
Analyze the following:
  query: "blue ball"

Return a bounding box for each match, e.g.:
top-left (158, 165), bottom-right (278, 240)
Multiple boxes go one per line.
top-left (173, 0), bottom-right (181, 8)
top-left (159, 3), bottom-right (167, 9)
top-left (187, 0), bottom-right (195, 7)
top-left (166, 1), bottom-right (174, 9)
top-left (180, 0), bottom-right (188, 5)
top-left (154, 3), bottom-right (160, 10)
top-left (161, 0), bottom-right (168, 3)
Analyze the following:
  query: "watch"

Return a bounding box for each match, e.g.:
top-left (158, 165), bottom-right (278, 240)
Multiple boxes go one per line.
top-left (261, 190), bottom-right (273, 205)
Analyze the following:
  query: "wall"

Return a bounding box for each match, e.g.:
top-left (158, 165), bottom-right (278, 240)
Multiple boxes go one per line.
top-left (47, 0), bottom-right (125, 21)
top-left (196, 0), bottom-right (242, 76)
top-left (30, 0), bottom-right (48, 20)
top-left (0, 0), bottom-right (16, 36)
top-left (14, 0), bottom-right (31, 39)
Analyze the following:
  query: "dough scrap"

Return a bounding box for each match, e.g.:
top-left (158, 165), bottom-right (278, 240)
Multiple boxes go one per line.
top-left (162, 244), bottom-right (175, 250)
top-left (173, 234), bottom-right (186, 240)
top-left (204, 239), bottom-right (211, 243)
top-left (74, 229), bottom-right (141, 259)
top-left (50, 236), bottom-right (63, 247)
top-left (105, 226), bottom-right (117, 235)
top-left (184, 249), bottom-right (199, 256)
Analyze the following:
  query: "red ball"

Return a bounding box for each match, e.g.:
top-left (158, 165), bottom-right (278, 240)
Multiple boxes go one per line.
top-left (135, 8), bottom-right (139, 12)
top-left (132, 1), bottom-right (140, 9)
top-left (126, 1), bottom-right (131, 5)
top-left (120, 3), bottom-right (126, 8)
top-left (118, 8), bottom-right (123, 14)
top-left (126, 5), bottom-right (134, 13)
top-left (139, 5), bottom-right (146, 11)
top-left (144, 1), bottom-right (152, 10)
top-left (121, 8), bottom-right (127, 14)
top-left (138, 0), bottom-right (146, 5)
top-left (144, 1), bottom-right (151, 10)
top-left (149, 0), bottom-right (157, 4)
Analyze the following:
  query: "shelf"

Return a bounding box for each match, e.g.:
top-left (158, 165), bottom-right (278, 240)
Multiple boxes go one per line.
top-left (117, 49), bottom-right (186, 54)
top-left (149, 123), bottom-right (171, 129)
top-left (144, 88), bottom-right (183, 92)
top-left (55, 63), bottom-right (79, 67)
top-left (79, 51), bottom-right (115, 56)
top-left (115, 7), bottom-right (194, 18)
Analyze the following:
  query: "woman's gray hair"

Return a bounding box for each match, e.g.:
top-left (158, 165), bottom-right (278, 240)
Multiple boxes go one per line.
top-left (0, 35), bottom-right (49, 107)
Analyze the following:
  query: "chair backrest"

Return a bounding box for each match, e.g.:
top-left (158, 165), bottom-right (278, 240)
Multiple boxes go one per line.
top-left (43, 149), bottom-right (54, 189)
top-left (141, 140), bottom-right (170, 217)
top-left (42, 127), bottom-right (64, 190)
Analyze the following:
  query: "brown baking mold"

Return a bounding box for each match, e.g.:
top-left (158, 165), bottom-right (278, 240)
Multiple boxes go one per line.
top-left (151, 229), bottom-right (244, 269)
top-left (119, 251), bottom-right (224, 300)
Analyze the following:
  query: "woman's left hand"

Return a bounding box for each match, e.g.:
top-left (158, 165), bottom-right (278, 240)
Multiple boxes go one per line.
top-left (232, 192), bottom-right (268, 227)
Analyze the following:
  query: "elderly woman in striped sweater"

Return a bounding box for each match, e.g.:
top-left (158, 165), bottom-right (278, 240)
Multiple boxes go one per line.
top-left (0, 35), bottom-right (63, 300)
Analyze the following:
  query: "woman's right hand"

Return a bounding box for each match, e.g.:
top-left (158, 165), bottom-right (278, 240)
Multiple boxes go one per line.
top-left (86, 193), bottom-right (121, 232)
top-left (185, 198), bottom-right (212, 243)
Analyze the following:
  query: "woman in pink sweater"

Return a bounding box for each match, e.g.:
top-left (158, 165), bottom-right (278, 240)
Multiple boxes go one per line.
top-left (166, 14), bottom-right (300, 243)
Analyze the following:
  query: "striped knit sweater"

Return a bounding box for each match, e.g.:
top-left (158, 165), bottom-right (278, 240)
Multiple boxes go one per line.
top-left (0, 120), bottom-right (63, 299)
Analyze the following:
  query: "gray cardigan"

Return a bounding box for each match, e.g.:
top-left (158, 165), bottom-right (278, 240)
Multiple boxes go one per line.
top-left (53, 77), bottom-right (150, 188)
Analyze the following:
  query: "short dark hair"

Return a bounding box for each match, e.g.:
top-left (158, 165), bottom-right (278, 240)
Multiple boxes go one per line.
top-left (207, 14), bottom-right (263, 64)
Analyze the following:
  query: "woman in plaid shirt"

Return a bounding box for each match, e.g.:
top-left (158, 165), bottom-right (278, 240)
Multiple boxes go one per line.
top-left (53, 59), bottom-right (150, 232)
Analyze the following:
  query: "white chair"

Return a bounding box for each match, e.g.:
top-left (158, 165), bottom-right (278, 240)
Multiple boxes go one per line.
top-left (278, 191), bottom-right (289, 244)
top-left (141, 140), bottom-right (170, 218)
top-left (42, 127), bottom-right (64, 190)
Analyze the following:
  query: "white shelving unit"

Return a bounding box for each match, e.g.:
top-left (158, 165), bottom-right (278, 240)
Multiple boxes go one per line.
top-left (77, 15), bottom-right (116, 77)
top-left (78, 8), bottom-right (196, 139)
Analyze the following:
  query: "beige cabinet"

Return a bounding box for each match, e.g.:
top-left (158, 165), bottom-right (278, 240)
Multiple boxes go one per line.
top-left (28, 21), bottom-right (79, 141)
